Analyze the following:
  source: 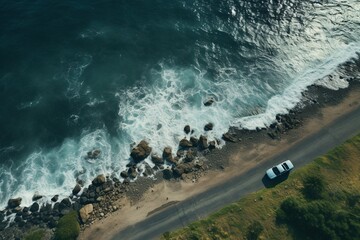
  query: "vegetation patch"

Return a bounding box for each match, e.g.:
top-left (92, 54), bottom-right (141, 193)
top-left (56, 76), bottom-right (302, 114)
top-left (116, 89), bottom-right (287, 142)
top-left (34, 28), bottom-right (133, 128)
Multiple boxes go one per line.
top-left (54, 211), bottom-right (80, 240)
top-left (24, 228), bottom-right (46, 240)
top-left (161, 134), bottom-right (360, 240)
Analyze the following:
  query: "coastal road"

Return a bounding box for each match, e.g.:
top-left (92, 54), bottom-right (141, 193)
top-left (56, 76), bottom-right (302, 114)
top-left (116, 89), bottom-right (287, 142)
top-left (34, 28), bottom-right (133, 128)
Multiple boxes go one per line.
top-left (113, 105), bottom-right (360, 240)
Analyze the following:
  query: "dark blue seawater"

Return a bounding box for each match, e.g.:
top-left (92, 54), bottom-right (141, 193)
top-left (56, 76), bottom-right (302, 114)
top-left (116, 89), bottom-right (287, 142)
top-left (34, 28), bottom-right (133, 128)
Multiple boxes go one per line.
top-left (0, 0), bottom-right (359, 207)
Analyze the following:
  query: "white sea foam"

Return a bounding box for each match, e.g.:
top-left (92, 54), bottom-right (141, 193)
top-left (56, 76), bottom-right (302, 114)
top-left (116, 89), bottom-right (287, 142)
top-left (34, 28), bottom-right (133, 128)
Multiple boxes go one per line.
top-left (64, 54), bottom-right (92, 99)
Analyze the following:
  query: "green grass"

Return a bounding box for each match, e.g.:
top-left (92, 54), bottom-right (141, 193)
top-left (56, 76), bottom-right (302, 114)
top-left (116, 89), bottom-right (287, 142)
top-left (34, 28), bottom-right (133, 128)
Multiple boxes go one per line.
top-left (161, 134), bottom-right (360, 240)
top-left (54, 211), bottom-right (80, 240)
top-left (24, 229), bottom-right (46, 240)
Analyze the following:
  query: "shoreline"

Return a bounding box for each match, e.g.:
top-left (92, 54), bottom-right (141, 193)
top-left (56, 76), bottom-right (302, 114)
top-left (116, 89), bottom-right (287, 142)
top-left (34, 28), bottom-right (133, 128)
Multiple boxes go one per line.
top-left (79, 80), bottom-right (360, 240)
top-left (0, 75), bottom-right (360, 239)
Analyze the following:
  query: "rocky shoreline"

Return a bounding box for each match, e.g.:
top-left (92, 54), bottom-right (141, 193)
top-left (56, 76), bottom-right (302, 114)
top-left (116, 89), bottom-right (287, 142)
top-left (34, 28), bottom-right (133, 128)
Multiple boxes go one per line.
top-left (0, 70), bottom-right (359, 239)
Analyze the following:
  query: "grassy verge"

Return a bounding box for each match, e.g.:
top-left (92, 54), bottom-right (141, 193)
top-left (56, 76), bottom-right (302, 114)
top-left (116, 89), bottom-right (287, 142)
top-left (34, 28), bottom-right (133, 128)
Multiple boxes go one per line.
top-left (161, 134), bottom-right (360, 240)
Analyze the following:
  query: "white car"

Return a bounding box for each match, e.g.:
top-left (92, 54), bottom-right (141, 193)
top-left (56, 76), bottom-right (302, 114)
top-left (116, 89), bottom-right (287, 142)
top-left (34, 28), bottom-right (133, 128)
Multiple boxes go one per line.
top-left (266, 160), bottom-right (294, 179)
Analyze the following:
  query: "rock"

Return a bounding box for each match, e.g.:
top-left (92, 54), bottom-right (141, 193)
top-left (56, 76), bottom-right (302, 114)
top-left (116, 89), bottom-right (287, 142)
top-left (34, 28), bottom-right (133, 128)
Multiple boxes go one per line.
top-left (267, 131), bottom-right (277, 140)
top-left (176, 150), bottom-right (185, 158)
top-left (198, 135), bottom-right (208, 150)
top-left (120, 171), bottom-right (128, 179)
top-left (30, 202), bottom-right (39, 212)
top-left (184, 149), bottom-right (197, 162)
top-left (92, 174), bottom-right (106, 186)
top-left (143, 163), bottom-right (154, 177)
top-left (208, 141), bottom-right (216, 150)
top-left (162, 169), bottom-right (173, 180)
top-left (190, 137), bottom-right (198, 147)
top-left (72, 184), bottom-right (81, 196)
top-left (270, 122), bottom-right (277, 129)
top-left (222, 133), bottom-right (237, 143)
top-left (7, 198), bottom-right (22, 209)
top-left (204, 123), bottom-right (214, 131)
top-left (128, 166), bottom-right (137, 178)
top-left (163, 147), bottom-right (172, 160)
top-left (179, 138), bottom-right (192, 148)
top-left (48, 218), bottom-right (57, 228)
top-left (151, 155), bottom-right (164, 165)
top-left (32, 193), bottom-right (43, 201)
top-left (184, 125), bottom-right (191, 134)
top-left (130, 140), bottom-right (152, 163)
top-left (51, 195), bottom-right (59, 202)
top-left (60, 198), bottom-right (72, 208)
top-left (79, 204), bottom-right (93, 223)
top-left (167, 157), bottom-right (178, 165)
top-left (87, 149), bottom-right (101, 159)
top-left (173, 163), bottom-right (195, 177)
top-left (80, 196), bottom-right (88, 204)
top-left (204, 98), bottom-right (215, 106)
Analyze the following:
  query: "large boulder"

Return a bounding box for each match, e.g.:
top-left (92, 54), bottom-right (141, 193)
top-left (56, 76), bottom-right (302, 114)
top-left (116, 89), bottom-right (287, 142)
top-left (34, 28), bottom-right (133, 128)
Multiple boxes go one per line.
top-left (79, 204), bottom-right (93, 223)
top-left (184, 149), bottom-right (197, 162)
top-left (32, 193), bottom-right (43, 201)
top-left (72, 184), bottom-right (82, 195)
top-left (92, 174), bottom-right (106, 186)
top-left (204, 123), bottom-right (214, 131)
top-left (162, 147), bottom-right (172, 160)
top-left (190, 137), bottom-right (198, 147)
top-left (222, 132), bottom-right (237, 142)
top-left (179, 138), bottom-right (192, 148)
top-left (198, 135), bottom-right (208, 150)
top-left (184, 125), bottom-right (191, 134)
top-left (130, 140), bottom-right (152, 163)
top-left (173, 163), bottom-right (195, 177)
top-left (120, 171), bottom-right (128, 179)
top-left (151, 155), bottom-right (164, 166)
top-left (29, 202), bottom-right (39, 212)
top-left (51, 195), bottom-right (59, 202)
top-left (204, 98), bottom-right (215, 106)
top-left (87, 149), bottom-right (101, 159)
top-left (7, 198), bottom-right (22, 209)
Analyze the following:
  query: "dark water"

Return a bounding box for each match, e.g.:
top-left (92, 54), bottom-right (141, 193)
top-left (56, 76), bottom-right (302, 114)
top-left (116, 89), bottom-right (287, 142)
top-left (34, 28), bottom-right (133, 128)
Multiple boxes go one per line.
top-left (0, 0), bottom-right (359, 207)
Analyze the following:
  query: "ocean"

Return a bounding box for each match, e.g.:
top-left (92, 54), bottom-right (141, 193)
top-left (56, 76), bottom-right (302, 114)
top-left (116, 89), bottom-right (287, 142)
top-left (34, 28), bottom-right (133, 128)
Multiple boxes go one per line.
top-left (0, 0), bottom-right (359, 208)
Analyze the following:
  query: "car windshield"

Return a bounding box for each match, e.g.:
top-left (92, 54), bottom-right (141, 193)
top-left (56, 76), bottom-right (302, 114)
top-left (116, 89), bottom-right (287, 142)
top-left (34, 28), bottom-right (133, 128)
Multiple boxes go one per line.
top-left (282, 163), bottom-right (289, 170)
top-left (272, 167), bottom-right (280, 175)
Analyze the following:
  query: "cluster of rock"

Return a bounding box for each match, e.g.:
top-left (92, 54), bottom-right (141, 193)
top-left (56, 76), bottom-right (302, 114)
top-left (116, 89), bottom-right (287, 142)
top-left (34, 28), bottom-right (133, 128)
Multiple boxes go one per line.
top-left (0, 123), bottom-right (220, 234)
top-left (0, 173), bottom-right (131, 234)
top-left (266, 112), bottom-right (301, 140)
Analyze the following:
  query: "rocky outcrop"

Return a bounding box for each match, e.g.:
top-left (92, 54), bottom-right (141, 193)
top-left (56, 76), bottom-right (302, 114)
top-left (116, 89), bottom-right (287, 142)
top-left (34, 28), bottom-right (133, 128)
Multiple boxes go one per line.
top-left (190, 137), bottom-right (198, 147)
top-left (184, 125), bottom-right (191, 134)
top-left (29, 202), bottom-right (39, 213)
top-left (51, 195), bottom-right (59, 202)
top-left (120, 171), bottom-right (128, 179)
top-left (179, 138), bottom-right (192, 148)
top-left (72, 184), bottom-right (81, 195)
top-left (7, 198), bottom-right (22, 209)
top-left (184, 149), bottom-right (197, 162)
top-left (198, 135), bottom-right (208, 150)
top-left (222, 132), bottom-right (237, 142)
top-left (208, 141), bottom-right (216, 150)
top-left (163, 147), bottom-right (172, 160)
top-left (151, 155), bottom-right (164, 165)
top-left (32, 194), bottom-right (42, 201)
top-left (79, 204), bottom-right (93, 223)
top-left (204, 123), bottom-right (213, 131)
top-left (204, 98), bottom-right (215, 106)
top-left (92, 174), bottom-right (106, 186)
top-left (130, 140), bottom-right (152, 163)
top-left (87, 149), bottom-right (101, 159)
top-left (128, 166), bottom-right (137, 179)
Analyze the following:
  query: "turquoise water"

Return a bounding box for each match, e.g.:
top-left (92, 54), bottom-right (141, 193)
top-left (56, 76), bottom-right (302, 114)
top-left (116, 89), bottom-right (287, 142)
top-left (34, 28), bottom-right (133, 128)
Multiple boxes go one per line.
top-left (0, 0), bottom-right (359, 208)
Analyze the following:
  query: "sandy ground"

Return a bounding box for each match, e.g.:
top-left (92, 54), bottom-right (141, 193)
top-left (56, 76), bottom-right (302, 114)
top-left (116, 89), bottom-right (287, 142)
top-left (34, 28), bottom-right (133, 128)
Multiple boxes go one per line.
top-left (79, 85), bottom-right (360, 240)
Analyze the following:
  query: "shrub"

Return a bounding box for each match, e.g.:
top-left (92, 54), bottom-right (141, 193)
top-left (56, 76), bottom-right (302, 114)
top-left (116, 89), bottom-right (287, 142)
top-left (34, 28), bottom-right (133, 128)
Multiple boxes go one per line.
top-left (24, 229), bottom-right (46, 240)
top-left (54, 211), bottom-right (80, 240)
top-left (302, 175), bottom-right (326, 199)
top-left (246, 221), bottom-right (264, 240)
